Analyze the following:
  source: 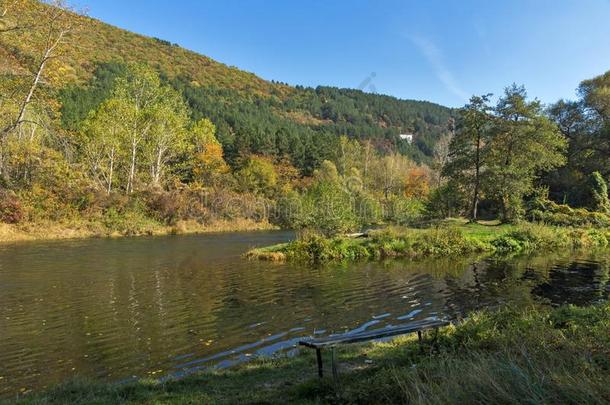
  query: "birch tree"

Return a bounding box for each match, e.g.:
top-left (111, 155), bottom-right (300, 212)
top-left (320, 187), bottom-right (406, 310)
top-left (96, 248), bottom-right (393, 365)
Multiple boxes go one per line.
top-left (0, 0), bottom-right (77, 184)
top-left (1, 0), bottom-right (75, 138)
top-left (370, 153), bottom-right (411, 200)
top-left (110, 64), bottom-right (163, 193)
top-left (81, 99), bottom-right (126, 193)
top-left (144, 87), bottom-right (188, 186)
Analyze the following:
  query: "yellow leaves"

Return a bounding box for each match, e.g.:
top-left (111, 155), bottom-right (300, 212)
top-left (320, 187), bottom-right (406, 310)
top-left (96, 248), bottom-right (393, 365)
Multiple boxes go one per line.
top-left (404, 166), bottom-right (430, 199)
top-left (192, 142), bottom-right (229, 187)
top-left (45, 60), bottom-right (77, 87)
top-left (193, 143), bottom-right (228, 173)
top-left (237, 155), bottom-right (278, 196)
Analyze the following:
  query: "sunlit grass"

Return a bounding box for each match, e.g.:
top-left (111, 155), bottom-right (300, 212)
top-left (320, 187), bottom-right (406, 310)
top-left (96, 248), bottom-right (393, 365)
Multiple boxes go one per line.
top-left (247, 221), bottom-right (610, 263)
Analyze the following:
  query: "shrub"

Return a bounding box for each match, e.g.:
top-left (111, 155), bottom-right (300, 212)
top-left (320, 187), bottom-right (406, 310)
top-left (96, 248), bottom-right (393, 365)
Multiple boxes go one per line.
top-left (525, 195), bottom-right (610, 228)
top-left (384, 196), bottom-right (425, 225)
top-left (0, 190), bottom-right (23, 224)
top-left (586, 171), bottom-right (610, 213)
top-left (102, 206), bottom-right (160, 236)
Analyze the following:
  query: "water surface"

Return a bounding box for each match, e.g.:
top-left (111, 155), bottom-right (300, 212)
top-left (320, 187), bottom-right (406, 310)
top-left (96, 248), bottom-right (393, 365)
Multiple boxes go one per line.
top-left (0, 231), bottom-right (608, 397)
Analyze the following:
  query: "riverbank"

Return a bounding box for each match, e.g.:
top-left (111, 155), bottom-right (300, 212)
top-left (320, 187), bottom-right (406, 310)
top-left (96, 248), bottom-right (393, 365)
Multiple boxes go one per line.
top-left (246, 221), bottom-right (610, 263)
top-left (0, 219), bottom-right (277, 244)
top-left (10, 303), bottom-right (610, 404)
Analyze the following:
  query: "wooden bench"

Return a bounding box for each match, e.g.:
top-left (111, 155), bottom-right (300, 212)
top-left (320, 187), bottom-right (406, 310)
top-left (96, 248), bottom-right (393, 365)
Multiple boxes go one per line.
top-left (298, 319), bottom-right (450, 378)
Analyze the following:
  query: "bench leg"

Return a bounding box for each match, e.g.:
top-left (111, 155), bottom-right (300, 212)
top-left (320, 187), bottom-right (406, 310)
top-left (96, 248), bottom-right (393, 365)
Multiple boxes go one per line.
top-left (433, 327), bottom-right (440, 351)
top-left (316, 348), bottom-right (323, 378)
top-left (331, 347), bottom-right (338, 381)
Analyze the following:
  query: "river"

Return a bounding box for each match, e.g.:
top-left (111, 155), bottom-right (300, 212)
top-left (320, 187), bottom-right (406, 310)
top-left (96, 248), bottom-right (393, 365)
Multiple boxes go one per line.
top-left (0, 230), bottom-right (608, 397)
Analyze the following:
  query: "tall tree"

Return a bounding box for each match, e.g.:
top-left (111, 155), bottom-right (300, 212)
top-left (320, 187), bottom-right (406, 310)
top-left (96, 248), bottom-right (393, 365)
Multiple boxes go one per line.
top-left (82, 64), bottom-right (188, 192)
top-left (189, 119), bottom-right (229, 187)
top-left (1, 0), bottom-right (75, 137)
top-left (144, 87), bottom-right (188, 186)
top-left (110, 64), bottom-right (164, 193)
top-left (370, 153), bottom-right (412, 200)
top-left (443, 95), bottom-right (493, 221)
top-left (486, 85), bottom-right (566, 222)
top-left (81, 98), bottom-right (126, 193)
top-left (0, 0), bottom-right (77, 183)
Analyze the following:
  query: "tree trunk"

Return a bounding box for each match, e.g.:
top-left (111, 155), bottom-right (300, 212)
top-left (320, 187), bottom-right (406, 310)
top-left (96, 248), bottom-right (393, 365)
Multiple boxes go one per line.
top-left (469, 132), bottom-right (482, 222)
top-left (127, 140), bottom-right (137, 193)
top-left (151, 148), bottom-right (164, 186)
top-left (107, 147), bottom-right (114, 194)
top-left (7, 29), bottom-right (66, 137)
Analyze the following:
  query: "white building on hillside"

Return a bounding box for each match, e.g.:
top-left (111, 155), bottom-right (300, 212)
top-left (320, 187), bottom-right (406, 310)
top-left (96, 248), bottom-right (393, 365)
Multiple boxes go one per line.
top-left (399, 134), bottom-right (414, 144)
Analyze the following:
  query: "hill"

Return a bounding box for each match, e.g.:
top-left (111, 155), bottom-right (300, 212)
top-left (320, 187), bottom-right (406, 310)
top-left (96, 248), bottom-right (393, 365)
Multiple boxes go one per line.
top-left (0, 0), bottom-right (453, 171)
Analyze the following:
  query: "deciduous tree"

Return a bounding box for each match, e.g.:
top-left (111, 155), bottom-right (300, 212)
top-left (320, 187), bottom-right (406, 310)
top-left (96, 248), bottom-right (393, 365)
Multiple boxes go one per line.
top-left (443, 95), bottom-right (493, 221)
top-left (486, 85), bottom-right (566, 222)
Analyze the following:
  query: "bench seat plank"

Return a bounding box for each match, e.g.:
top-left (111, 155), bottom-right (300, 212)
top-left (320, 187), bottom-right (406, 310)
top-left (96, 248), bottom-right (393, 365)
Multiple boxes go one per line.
top-left (299, 319), bottom-right (449, 349)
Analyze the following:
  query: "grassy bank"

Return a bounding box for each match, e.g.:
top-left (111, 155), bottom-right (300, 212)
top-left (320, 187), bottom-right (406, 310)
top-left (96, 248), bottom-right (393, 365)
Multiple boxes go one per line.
top-left (9, 303), bottom-right (610, 404)
top-left (0, 219), bottom-right (277, 244)
top-left (247, 221), bottom-right (610, 263)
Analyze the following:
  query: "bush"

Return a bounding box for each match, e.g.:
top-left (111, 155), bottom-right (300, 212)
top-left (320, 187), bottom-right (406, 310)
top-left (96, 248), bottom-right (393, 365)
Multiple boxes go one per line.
top-left (0, 190), bottom-right (23, 223)
top-left (286, 235), bottom-right (371, 263)
top-left (102, 204), bottom-right (161, 236)
top-left (425, 182), bottom-right (467, 219)
top-left (525, 194), bottom-right (610, 227)
top-left (586, 171), bottom-right (610, 213)
top-left (384, 196), bottom-right (425, 225)
top-left (143, 189), bottom-right (189, 225)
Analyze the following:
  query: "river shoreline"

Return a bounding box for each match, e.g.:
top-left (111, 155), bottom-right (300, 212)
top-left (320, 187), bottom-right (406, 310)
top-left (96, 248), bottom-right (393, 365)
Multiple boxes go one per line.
top-left (246, 222), bottom-right (610, 263)
top-left (0, 219), bottom-right (277, 244)
top-left (13, 303), bottom-right (610, 404)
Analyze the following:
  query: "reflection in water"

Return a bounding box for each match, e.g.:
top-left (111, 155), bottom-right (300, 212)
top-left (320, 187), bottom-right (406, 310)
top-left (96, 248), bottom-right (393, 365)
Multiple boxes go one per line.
top-left (0, 232), bottom-right (608, 397)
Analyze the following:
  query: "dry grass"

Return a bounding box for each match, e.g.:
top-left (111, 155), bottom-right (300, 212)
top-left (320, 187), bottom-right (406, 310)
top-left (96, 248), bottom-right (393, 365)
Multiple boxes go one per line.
top-left (0, 219), bottom-right (277, 244)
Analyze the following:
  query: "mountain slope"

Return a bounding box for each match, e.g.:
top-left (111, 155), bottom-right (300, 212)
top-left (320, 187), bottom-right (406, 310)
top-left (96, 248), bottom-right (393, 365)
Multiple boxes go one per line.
top-left (1, 0), bottom-right (454, 169)
top-left (0, 0), bottom-right (290, 97)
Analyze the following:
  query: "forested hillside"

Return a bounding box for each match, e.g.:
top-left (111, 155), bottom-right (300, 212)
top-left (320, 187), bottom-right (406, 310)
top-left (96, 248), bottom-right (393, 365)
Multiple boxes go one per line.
top-left (1, 0), bottom-right (453, 172)
top-left (1, 0), bottom-right (609, 241)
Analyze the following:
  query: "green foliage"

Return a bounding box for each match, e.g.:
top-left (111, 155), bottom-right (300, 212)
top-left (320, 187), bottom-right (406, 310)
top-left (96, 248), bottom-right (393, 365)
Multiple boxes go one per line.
top-left (250, 222), bottom-right (610, 263)
top-left (444, 85), bottom-right (567, 223)
top-left (6, 1), bottom-right (610, 239)
top-left (286, 235), bottom-right (371, 263)
top-left (488, 86), bottom-right (567, 222)
top-left (425, 181), bottom-right (467, 219)
top-left (383, 196), bottom-right (425, 225)
top-left (236, 156), bottom-right (278, 197)
top-left (526, 189), bottom-right (610, 227)
top-left (443, 94), bottom-right (493, 220)
top-left (79, 63), bottom-right (190, 192)
top-left (544, 72), bottom-right (610, 208)
top-left (101, 205), bottom-right (161, 236)
top-left (587, 171), bottom-right (610, 213)
top-left (59, 62), bottom-right (128, 130)
top-left (293, 161), bottom-right (359, 236)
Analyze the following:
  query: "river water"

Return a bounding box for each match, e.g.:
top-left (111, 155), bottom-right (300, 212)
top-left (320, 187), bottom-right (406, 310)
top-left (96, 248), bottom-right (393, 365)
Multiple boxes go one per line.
top-left (0, 231), bottom-right (608, 397)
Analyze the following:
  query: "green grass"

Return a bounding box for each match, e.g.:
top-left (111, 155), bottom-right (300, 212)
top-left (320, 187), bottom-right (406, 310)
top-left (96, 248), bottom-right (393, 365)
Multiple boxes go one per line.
top-left (247, 221), bottom-right (610, 263)
top-left (10, 303), bottom-right (610, 404)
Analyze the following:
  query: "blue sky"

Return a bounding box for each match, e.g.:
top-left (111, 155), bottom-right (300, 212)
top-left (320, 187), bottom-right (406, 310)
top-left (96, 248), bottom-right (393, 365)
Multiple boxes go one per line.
top-left (73, 0), bottom-right (610, 107)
